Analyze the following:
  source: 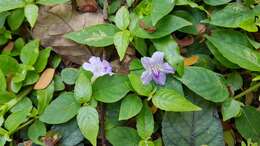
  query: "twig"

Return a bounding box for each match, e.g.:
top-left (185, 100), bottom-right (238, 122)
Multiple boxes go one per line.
top-left (234, 82), bottom-right (260, 99)
top-left (99, 103), bottom-right (107, 146)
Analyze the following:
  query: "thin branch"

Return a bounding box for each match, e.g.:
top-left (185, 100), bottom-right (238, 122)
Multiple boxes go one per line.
top-left (99, 103), bottom-right (107, 146)
top-left (234, 82), bottom-right (260, 99)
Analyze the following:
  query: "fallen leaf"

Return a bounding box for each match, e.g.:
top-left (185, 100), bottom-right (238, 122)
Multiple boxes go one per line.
top-left (34, 68), bottom-right (55, 90)
top-left (184, 55), bottom-right (199, 66)
top-left (2, 41), bottom-right (14, 53)
top-left (76, 0), bottom-right (98, 12)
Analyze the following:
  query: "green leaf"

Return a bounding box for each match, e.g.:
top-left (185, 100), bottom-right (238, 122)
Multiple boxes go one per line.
top-left (128, 70), bottom-right (154, 96)
top-left (152, 88), bottom-right (201, 111)
top-left (203, 0), bottom-right (231, 6)
top-left (178, 66), bottom-right (229, 102)
top-left (235, 106), bottom-right (260, 143)
top-left (74, 71), bottom-right (92, 103)
top-left (24, 4), bottom-right (38, 28)
top-left (0, 0), bottom-right (25, 13)
top-left (136, 101), bottom-right (154, 139)
top-left (0, 55), bottom-right (19, 75)
top-left (20, 39), bottom-right (40, 66)
top-left (132, 15), bottom-right (191, 39)
top-left (53, 75), bottom-right (65, 91)
top-left (37, 82), bottom-right (55, 115)
top-left (11, 97), bottom-right (32, 113)
top-left (206, 31), bottom-right (260, 72)
top-left (0, 12), bottom-right (10, 28)
top-left (77, 106), bottom-right (99, 146)
top-left (222, 98), bottom-right (242, 121)
top-left (12, 37), bottom-right (25, 56)
top-left (114, 30), bottom-right (131, 61)
top-left (206, 40), bottom-right (239, 69)
top-left (202, 3), bottom-right (257, 32)
top-left (162, 93), bottom-right (225, 146)
top-left (28, 120), bottom-right (46, 145)
top-left (133, 37), bottom-right (147, 56)
top-left (61, 68), bottom-right (79, 85)
top-left (151, 0), bottom-right (175, 25)
top-left (37, 0), bottom-right (70, 5)
top-left (7, 8), bottom-right (24, 31)
top-left (106, 127), bottom-right (141, 146)
top-left (119, 94), bottom-right (143, 120)
top-left (115, 6), bottom-right (130, 30)
top-left (139, 140), bottom-right (155, 146)
top-left (0, 69), bottom-right (6, 92)
top-left (51, 119), bottom-right (84, 146)
top-left (225, 72), bottom-right (243, 91)
top-left (152, 35), bottom-right (184, 75)
top-left (40, 92), bottom-right (80, 124)
top-left (24, 71), bottom-right (39, 86)
top-left (34, 47), bottom-right (52, 73)
top-left (93, 75), bottom-right (131, 103)
top-left (65, 24), bottom-right (119, 47)
top-left (4, 110), bottom-right (29, 132)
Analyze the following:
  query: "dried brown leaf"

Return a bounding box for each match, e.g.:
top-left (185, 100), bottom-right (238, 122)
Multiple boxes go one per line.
top-left (34, 68), bottom-right (55, 90)
top-left (184, 55), bottom-right (199, 66)
top-left (76, 0), bottom-right (98, 12)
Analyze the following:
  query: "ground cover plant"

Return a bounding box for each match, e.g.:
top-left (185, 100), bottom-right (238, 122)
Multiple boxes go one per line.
top-left (0, 0), bottom-right (260, 145)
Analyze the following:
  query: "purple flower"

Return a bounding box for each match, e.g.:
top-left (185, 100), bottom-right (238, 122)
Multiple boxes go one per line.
top-left (83, 56), bottom-right (113, 81)
top-left (141, 51), bottom-right (175, 85)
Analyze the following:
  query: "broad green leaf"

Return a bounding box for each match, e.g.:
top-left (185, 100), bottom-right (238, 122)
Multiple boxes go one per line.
top-left (114, 30), bottom-right (131, 61)
top-left (128, 70), bottom-right (154, 96)
top-left (222, 98), bottom-right (242, 121)
top-left (37, 0), bottom-right (70, 5)
top-left (77, 106), bottom-right (99, 146)
top-left (152, 88), bottom-right (201, 111)
top-left (12, 37), bottom-right (25, 56)
top-left (206, 41), bottom-right (239, 69)
top-left (162, 93), bottom-right (225, 146)
top-left (0, 69), bottom-right (6, 92)
top-left (136, 102), bottom-right (154, 139)
top-left (24, 71), bottom-right (39, 85)
top-left (175, 0), bottom-right (208, 14)
top-left (203, 0), bottom-right (231, 6)
top-left (115, 6), bottom-right (130, 30)
top-left (4, 110), bottom-right (29, 132)
top-left (28, 120), bottom-right (46, 145)
top-left (0, 91), bottom-right (15, 104)
top-left (65, 24), bottom-right (119, 47)
top-left (106, 127), bottom-right (140, 146)
top-left (34, 47), bottom-right (52, 73)
top-left (152, 35), bottom-right (184, 75)
top-left (10, 97), bottom-right (32, 113)
top-left (119, 94), bottom-right (143, 120)
top-left (163, 76), bottom-right (184, 95)
top-left (20, 39), bottom-right (40, 66)
top-left (40, 92), bottom-right (80, 124)
top-left (202, 3), bottom-right (257, 32)
top-left (37, 82), bottom-right (54, 115)
top-left (151, 0), bottom-right (175, 25)
top-left (7, 8), bottom-right (24, 31)
top-left (0, 55), bottom-right (19, 75)
top-left (51, 119), bottom-right (84, 146)
top-left (132, 15), bottom-right (191, 39)
top-left (61, 68), bottom-right (79, 85)
top-left (0, 12), bottom-right (10, 27)
top-left (206, 32), bottom-right (260, 72)
top-left (53, 75), bottom-right (65, 91)
top-left (247, 36), bottom-right (260, 49)
top-left (51, 55), bottom-right (62, 68)
top-left (74, 71), bottom-right (92, 103)
top-left (133, 37), bottom-right (147, 56)
top-left (225, 72), bottom-right (243, 91)
top-left (0, 0), bottom-right (25, 13)
top-left (178, 66), bottom-right (229, 102)
top-left (105, 102), bottom-right (124, 130)
top-left (235, 106), bottom-right (260, 143)
top-left (92, 75), bottom-right (131, 103)
top-left (24, 4), bottom-right (38, 28)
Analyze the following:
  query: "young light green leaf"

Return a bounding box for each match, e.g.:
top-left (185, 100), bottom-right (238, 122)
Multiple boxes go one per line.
top-left (136, 101), bottom-right (154, 139)
top-left (151, 0), bottom-right (175, 25)
top-left (203, 0), bottom-right (231, 6)
top-left (119, 94), bottom-right (143, 120)
top-left (37, 82), bottom-right (54, 115)
top-left (74, 71), bottom-right (92, 103)
top-left (20, 39), bottom-right (40, 66)
top-left (0, 55), bottom-right (19, 75)
top-left (115, 6), bottom-right (130, 30)
top-left (28, 120), bottom-right (46, 145)
top-left (65, 24), bottom-right (119, 47)
top-left (7, 8), bottom-right (24, 31)
top-left (114, 30), bottom-right (131, 61)
top-left (10, 97), bottom-right (32, 113)
top-left (92, 75), bottom-right (131, 103)
top-left (4, 110), bottom-right (29, 132)
top-left (152, 88), bottom-right (201, 111)
top-left (178, 66), bottom-right (229, 102)
top-left (77, 106), bottom-right (99, 146)
top-left (0, 0), bottom-right (25, 13)
top-left (37, 0), bottom-right (70, 5)
top-left (61, 68), bottom-right (79, 85)
top-left (24, 4), bottom-right (38, 28)
top-left (235, 106), bottom-right (260, 143)
top-left (222, 98), bottom-right (242, 121)
top-left (24, 71), bottom-right (39, 86)
top-left (139, 140), bottom-right (155, 146)
top-left (0, 69), bottom-right (6, 92)
top-left (106, 127), bottom-right (140, 146)
top-left (40, 92), bottom-right (80, 124)
top-left (34, 47), bottom-right (52, 73)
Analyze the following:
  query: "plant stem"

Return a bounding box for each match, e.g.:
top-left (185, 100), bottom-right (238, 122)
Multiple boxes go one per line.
top-left (99, 103), bottom-right (106, 146)
top-left (234, 82), bottom-right (260, 99)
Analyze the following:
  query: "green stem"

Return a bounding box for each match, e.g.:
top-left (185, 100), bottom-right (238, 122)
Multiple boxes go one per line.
top-left (234, 82), bottom-right (260, 99)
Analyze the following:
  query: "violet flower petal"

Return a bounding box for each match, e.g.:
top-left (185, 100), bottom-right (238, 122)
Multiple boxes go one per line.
top-left (152, 72), bottom-right (166, 85)
top-left (141, 71), bottom-right (153, 85)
